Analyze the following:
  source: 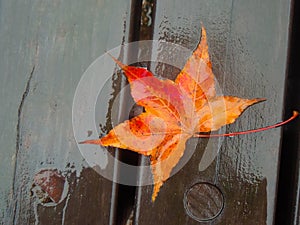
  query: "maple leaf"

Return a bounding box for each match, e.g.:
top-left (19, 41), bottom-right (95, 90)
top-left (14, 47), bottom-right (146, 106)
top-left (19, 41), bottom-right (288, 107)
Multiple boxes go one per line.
top-left (80, 27), bottom-right (298, 201)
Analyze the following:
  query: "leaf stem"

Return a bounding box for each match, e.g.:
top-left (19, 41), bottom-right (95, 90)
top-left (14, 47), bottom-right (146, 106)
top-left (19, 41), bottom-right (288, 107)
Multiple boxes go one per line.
top-left (193, 111), bottom-right (299, 138)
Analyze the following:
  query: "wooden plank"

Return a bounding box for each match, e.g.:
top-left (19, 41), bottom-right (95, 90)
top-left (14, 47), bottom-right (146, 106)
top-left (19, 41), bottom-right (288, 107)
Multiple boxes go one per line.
top-left (0, 1), bottom-right (36, 221)
top-left (275, 1), bottom-right (300, 224)
top-left (0, 0), bottom-right (132, 224)
top-left (134, 0), bottom-right (292, 224)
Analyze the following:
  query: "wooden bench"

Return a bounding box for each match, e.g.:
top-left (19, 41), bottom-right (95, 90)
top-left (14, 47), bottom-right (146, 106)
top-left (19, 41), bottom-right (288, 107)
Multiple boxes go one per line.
top-left (0, 0), bottom-right (299, 224)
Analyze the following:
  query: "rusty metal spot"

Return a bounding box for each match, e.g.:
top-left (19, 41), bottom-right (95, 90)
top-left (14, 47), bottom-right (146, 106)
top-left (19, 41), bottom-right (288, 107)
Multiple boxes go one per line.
top-left (32, 169), bottom-right (68, 206)
top-left (184, 182), bottom-right (224, 222)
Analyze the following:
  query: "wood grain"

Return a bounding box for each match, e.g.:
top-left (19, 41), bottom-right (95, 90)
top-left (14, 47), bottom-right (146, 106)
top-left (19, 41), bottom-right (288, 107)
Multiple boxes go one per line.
top-left (0, 0), bottom-right (295, 224)
top-left (0, 0), bottom-right (132, 224)
top-left (134, 0), bottom-right (292, 225)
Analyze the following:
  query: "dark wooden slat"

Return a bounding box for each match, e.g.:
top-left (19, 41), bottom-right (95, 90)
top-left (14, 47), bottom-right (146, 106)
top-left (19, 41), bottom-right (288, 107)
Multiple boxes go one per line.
top-left (275, 0), bottom-right (300, 224)
top-left (0, 0), bottom-right (132, 224)
top-left (134, 0), bottom-right (292, 225)
top-left (114, 2), bottom-right (157, 224)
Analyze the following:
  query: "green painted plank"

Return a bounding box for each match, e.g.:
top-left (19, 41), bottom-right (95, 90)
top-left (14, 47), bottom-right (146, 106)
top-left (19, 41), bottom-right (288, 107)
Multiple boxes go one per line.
top-left (134, 0), bottom-right (292, 224)
top-left (0, 0), bottom-right (132, 224)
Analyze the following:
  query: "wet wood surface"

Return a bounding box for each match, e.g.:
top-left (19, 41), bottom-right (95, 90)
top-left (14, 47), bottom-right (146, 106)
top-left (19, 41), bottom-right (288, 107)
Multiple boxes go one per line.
top-left (134, 0), bottom-right (293, 225)
top-left (0, 0), bottom-right (297, 225)
top-left (275, 1), bottom-right (300, 224)
top-left (0, 0), bottom-right (132, 224)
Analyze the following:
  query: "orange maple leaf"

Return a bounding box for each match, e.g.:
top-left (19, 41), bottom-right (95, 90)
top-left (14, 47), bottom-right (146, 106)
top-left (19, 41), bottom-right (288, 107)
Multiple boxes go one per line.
top-left (80, 27), bottom-right (298, 201)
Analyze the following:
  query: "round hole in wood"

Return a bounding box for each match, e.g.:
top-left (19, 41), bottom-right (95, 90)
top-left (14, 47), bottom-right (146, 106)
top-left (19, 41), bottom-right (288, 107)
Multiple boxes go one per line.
top-left (184, 182), bottom-right (224, 222)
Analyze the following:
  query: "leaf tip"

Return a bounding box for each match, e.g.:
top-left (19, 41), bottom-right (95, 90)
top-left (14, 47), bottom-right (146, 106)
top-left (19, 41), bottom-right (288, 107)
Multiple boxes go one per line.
top-left (200, 24), bottom-right (207, 37)
top-left (248, 97), bottom-right (266, 106)
top-left (151, 194), bottom-right (157, 202)
top-left (151, 181), bottom-right (163, 202)
top-left (151, 190), bottom-right (158, 202)
top-left (256, 98), bottom-right (267, 102)
top-left (106, 52), bottom-right (126, 69)
top-left (78, 139), bottom-right (102, 145)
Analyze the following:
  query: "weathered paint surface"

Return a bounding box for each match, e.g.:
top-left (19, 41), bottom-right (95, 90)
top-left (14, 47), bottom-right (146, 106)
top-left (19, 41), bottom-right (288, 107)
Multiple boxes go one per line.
top-left (0, 0), bottom-right (295, 224)
top-left (0, 0), bottom-right (131, 224)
